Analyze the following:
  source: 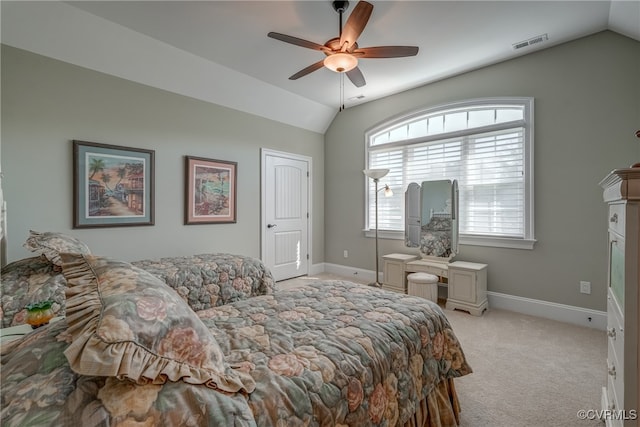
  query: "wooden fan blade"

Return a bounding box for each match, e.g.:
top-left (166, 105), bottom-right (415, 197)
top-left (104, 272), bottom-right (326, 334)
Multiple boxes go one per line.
top-left (339, 1), bottom-right (373, 51)
top-left (346, 67), bottom-right (366, 87)
top-left (354, 46), bottom-right (419, 58)
top-left (289, 60), bottom-right (326, 80)
top-left (268, 32), bottom-right (327, 51)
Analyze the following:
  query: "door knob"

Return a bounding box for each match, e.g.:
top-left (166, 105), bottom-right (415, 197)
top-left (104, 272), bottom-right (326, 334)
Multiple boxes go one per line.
top-left (267, 224), bottom-right (277, 228)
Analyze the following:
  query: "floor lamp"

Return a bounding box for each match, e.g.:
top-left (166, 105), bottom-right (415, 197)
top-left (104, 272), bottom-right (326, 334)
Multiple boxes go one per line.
top-left (363, 169), bottom-right (393, 287)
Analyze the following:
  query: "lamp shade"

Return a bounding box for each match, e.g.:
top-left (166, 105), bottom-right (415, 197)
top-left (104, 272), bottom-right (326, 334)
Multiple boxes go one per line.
top-left (363, 169), bottom-right (390, 180)
top-left (324, 53), bottom-right (358, 73)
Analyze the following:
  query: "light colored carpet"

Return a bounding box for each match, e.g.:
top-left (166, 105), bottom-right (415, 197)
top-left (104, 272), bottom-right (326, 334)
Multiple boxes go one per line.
top-left (278, 274), bottom-right (607, 427)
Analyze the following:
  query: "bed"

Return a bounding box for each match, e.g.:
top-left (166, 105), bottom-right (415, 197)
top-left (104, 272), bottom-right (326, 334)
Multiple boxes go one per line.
top-left (1, 231), bottom-right (471, 426)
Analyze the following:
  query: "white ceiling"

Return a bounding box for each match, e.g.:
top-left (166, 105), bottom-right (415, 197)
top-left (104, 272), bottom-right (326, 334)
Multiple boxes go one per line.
top-left (2, 1), bottom-right (639, 133)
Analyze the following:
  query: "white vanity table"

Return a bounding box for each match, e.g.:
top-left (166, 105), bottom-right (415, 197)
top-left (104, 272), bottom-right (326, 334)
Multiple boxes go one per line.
top-left (383, 256), bottom-right (488, 316)
top-left (384, 179), bottom-right (488, 315)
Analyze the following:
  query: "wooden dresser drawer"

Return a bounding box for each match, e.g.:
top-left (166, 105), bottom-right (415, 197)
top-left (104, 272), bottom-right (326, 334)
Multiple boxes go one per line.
top-left (607, 339), bottom-right (624, 414)
top-left (406, 260), bottom-right (448, 278)
top-left (606, 364), bottom-right (619, 410)
top-left (606, 372), bottom-right (623, 427)
top-left (608, 203), bottom-right (625, 236)
top-left (607, 292), bottom-right (625, 370)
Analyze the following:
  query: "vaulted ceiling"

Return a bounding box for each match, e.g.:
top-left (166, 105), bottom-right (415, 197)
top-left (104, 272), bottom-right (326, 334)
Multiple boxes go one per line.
top-left (2, 1), bottom-right (639, 133)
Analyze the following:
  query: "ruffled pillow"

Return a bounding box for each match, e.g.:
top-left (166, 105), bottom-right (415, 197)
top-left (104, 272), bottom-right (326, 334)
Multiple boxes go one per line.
top-left (60, 253), bottom-right (254, 394)
top-left (23, 230), bottom-right (91, 267)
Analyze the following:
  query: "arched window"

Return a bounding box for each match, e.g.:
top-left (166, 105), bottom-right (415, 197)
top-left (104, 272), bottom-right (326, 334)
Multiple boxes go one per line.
top-left (365, 97), bottom-right (535, 249)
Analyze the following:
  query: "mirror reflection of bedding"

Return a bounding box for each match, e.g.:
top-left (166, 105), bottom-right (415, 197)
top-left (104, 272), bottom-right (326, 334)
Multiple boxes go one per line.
top-left (405, 179), bottom-right (459, 260)
top-left (1, 231), bottom-right (472, 426)
top-left (422, 214), bottom-right (453, 257)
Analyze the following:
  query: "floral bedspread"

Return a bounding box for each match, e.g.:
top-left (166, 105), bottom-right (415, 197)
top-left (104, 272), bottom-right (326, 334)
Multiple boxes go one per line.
top-left (131, 253), bottom-right (275, 311)
top-left (0, 256), bottom-right (67, 328)
top-left (0, 320), bottom-right (255, 426)
top-left (1, 280), bottom-right (471, 426)
top-left (1, 253), bottom-right (275, 328)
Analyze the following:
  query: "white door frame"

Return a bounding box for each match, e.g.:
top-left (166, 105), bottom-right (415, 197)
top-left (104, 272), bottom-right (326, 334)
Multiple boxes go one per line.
top-left (260, 148), bottom-right (312, 279)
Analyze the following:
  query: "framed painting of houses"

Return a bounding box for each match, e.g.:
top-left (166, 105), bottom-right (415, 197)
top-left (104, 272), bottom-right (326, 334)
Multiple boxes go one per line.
top-left (73, 140), bottom-right (155, 228)
top-left (184, 156), bottom-right (237, 224)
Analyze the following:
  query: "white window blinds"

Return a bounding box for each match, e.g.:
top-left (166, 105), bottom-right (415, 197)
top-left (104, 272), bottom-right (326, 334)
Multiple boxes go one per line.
top-left (366, 98), bottom-right (534, 246)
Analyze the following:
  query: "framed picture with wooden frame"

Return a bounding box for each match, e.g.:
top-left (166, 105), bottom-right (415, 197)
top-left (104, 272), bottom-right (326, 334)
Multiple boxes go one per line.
top-left (184, 156), bottom-right (237, 225)
top-left (73, 140), bottom-right (155, 228)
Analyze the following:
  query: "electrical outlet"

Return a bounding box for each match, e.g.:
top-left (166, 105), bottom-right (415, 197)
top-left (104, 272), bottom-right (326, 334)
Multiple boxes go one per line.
top-left (343, 250), bottom-right (348, 258)
top-left (580, 281), bottom-right (591, 294)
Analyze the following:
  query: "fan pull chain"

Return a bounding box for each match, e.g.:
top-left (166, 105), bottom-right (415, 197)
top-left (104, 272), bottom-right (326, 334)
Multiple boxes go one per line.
top-left (339, 73), bottom-right (345, 112)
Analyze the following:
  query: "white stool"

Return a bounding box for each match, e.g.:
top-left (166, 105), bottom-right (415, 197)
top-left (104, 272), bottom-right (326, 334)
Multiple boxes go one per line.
top-left (407, 272), bottom-right (439, 303)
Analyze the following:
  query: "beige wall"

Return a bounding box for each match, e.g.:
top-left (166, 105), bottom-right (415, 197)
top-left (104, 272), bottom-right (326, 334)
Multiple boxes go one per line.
top-left (324, 31), bottom-right (640, 311)
top-left (1, 45), bottom-right (325, 264)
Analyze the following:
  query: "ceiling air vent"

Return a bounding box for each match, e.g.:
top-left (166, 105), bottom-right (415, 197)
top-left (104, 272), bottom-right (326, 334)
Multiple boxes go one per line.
top-left (512, 33), bottom-right (548, 50)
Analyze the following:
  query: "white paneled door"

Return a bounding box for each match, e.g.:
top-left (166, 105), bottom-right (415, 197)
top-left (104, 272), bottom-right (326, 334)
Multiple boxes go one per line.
top-left (261, 150), bottom-right (310, 282)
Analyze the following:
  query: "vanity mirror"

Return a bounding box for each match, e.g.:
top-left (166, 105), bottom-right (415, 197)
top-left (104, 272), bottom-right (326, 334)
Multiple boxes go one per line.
top-left (405, 179), bottom-right (459, 260)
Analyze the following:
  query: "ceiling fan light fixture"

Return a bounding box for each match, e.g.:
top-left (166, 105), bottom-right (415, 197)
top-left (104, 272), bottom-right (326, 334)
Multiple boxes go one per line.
top-left (324, 53), bottom-right (358, 73)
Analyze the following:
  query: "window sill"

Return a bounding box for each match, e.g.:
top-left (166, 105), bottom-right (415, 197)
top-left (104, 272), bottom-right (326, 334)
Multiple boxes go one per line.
top-left (363, 229), bottom-right (404, 240)
top-left (363, 230), bottom-right (536, 250)
top-left (460, 235), bottom-right (536, 250)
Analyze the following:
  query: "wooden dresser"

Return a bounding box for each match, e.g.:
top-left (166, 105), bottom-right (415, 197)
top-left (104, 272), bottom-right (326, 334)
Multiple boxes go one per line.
top-left (600, 167), bottom-right (640, 426)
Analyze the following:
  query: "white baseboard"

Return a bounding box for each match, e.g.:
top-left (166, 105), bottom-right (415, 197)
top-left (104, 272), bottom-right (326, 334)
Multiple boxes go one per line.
top-left (487, 291), bottom-right (606, 330)
top-left (323, 262), bottom-right (377, 283)
top-left (309, 263), bottom-right (326, 276)
top-left (316, 263), bottom-right (606, 330)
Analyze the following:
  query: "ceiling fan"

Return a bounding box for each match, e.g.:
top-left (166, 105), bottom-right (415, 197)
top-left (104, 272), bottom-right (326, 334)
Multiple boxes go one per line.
top-left (268, 0), bottom-right (419, 88)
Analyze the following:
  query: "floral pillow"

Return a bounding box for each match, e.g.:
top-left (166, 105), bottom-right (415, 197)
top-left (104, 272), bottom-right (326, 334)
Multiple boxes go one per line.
top-left (0, 257), bottom-right (67, 328)
top-left (60, 253), bottom-right (254, 394)
top-left (23, 230), bottom-right (91, 267)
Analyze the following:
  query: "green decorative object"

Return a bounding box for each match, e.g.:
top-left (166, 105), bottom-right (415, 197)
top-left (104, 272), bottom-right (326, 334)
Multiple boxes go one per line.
top-left (25, 300), bottom-right (54, 329)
